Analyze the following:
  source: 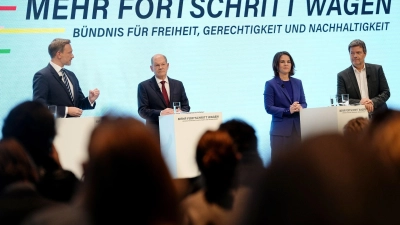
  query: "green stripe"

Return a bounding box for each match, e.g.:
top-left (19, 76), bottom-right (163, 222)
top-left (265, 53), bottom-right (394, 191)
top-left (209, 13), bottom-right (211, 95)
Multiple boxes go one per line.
top-left (0, 49), bottom-right (11, 54)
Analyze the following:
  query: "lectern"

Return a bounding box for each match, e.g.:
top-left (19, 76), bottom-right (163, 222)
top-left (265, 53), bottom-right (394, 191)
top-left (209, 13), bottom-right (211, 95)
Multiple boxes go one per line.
top-left (300, 105), bottom-right (368, 140)
top-left (53, 117), bottom-right (100, 178)
top-left (159, 112), bottom-right (222, 178)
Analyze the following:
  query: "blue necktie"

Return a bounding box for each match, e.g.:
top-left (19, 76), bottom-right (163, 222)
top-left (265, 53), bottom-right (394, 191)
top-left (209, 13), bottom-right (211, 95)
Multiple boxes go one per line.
top-left (60, 68), bottom-right (74, 102)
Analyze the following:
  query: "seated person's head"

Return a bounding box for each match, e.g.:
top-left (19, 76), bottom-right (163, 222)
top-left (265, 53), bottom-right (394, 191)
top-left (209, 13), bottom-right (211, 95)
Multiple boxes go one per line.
top-left (364, 109), bottom-right (400, 178)
top-left (196, 130), bottom-right (240, 201)
top-left (240, 133), bottom-right (400, 225)
top-left (2, 101), bottom-right (55, 169)
top-left (343, 117), bottom-right (369, 137)
top-left (218, 119), bottom-right (258, 153)
top-left (83, 115), bottom-right (178, 225)
top-left (0, 138), bottom-right (39, 192)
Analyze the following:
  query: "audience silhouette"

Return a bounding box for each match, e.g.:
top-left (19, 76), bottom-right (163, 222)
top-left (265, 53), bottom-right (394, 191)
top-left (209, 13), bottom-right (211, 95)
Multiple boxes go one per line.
top-left (180, 130), bottom-right (250, 225)
top-left (343, 116), bottom-right (370, 138)
top-left (0, 139), bottom-right (61, 225)
top-left (2, 101), bottom-right (79, 202)
top-left (363, 109), bottom-right (400, 180)
top-left (238, 133), bottom-right (400, 225)
top-left (3, 99), bottom-right (399, 225)
top-left (218, 119), bottom-right (264, 187)
top-left (24, 115), bottom-right (180, 225)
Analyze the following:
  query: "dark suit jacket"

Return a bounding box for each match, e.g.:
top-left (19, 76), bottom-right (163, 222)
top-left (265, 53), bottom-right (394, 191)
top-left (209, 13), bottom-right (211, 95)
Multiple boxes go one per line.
top-left (137, 76), bottom-right (190, 131)
top-left (33, 63), bottom-right (95, 117)
top-left (337, 63), bottom-right (390, 112)
top-left (264, 76), bottom-right (307, 136)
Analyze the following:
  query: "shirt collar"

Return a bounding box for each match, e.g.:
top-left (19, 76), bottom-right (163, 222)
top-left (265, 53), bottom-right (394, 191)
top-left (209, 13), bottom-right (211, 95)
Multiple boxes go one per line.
top-left (155, 76), bottom-right (169, 84)
top-left (352, 64), bottom-right (366, 73)
top-left (50, 61), bottom-right (64, 75)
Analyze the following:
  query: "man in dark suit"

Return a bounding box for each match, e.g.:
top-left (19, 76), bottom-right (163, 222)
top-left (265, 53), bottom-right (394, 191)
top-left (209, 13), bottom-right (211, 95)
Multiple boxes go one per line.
top-left (33, 38), bottom-right (100, 117)
top-left (137, 54), bottom-right (190, 133)
top-left (337, 39), bottom-right (390, 115)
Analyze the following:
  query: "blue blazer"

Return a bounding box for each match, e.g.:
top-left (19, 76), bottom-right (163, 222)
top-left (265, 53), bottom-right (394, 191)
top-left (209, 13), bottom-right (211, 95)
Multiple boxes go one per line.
top-left (33, 64), bottom-right (95, 117)
top-left (264, 76), bottom-right (307, 136)
top-left (137, 76), bottom-right (190, 130)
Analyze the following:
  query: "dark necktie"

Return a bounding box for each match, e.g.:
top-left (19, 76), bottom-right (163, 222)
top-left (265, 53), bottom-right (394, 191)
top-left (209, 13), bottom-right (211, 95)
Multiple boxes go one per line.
top-left (60, 68), bottom-right (74, 102)
top-left (160, 81), bottom-right (170, 107)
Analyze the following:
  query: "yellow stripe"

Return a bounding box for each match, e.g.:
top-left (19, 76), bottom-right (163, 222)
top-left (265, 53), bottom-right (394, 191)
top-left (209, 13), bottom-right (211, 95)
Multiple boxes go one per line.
top-left (0, 28), bottom-right (65, 33)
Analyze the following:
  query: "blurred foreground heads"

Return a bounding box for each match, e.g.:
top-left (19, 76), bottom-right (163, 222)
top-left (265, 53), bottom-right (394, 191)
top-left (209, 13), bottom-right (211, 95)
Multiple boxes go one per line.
top-left (2, 100), bottom-right (79, 202)
top-left (364, 109), bottom-right (400, 180)
top-left (84, 116), bottom-right (179, 225)
top-left (239, 133), bottom-right (400, 225)
top-left (218, 119), bottom-right (264, 187)
top-left (180, 130), bottom-right (250, 225)
top-left (0, 139), bottom-right (60, 225)
top-left (24, 115), bottom-right (179, 225)
top-left (342, 116), bottom-right (370, 138)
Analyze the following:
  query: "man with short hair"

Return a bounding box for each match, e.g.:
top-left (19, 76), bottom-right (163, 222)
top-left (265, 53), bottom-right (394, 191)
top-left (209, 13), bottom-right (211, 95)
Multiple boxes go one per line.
top-left (137, 54), bottom-right (190, 133)
top-left (337, 39), bottom-right (390, 115)
top-left (33, 38), bottom-right (100, 117)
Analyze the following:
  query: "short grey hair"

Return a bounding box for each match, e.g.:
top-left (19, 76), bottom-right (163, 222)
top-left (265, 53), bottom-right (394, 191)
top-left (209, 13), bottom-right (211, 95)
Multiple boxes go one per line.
top-left (151, 54), bottom-right (168, 65)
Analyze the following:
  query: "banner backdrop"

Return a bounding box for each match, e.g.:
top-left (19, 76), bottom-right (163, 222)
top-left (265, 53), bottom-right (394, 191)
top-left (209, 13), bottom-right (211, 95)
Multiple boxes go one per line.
top-left (1, 0), bottom-right (398, 164)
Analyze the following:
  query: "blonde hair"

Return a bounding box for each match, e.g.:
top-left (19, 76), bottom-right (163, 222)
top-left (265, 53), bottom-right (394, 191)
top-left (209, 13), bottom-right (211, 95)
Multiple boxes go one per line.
top-left (48, 38), bottom-right (70, 58)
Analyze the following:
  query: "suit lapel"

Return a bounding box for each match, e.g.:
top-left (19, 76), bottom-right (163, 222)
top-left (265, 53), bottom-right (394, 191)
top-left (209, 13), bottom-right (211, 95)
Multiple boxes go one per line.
top-left (169, 79), bottom-right (175, 103)
top-left (48, 64), bottom-right (74, 105)
top-left (275, 77), bottom-right (291, 103)
top-left (365, 63), bottom-right (374, 98)
top-left (346, 66), bottom-right (361, 99)
top-left (291, 79), bottom-right (299, 101)
top-left (151, 76), bottom-right (168, 107)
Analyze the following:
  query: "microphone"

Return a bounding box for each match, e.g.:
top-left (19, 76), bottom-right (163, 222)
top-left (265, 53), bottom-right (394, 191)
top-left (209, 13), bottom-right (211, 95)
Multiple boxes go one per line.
top-left (367, 74), bottom-right (370, 80)
top-left (281, 84), bottom-right (285, 88)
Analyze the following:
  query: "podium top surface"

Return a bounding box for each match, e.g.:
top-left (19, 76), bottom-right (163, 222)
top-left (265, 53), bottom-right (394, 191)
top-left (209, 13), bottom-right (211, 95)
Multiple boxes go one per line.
top-left (303, 105), bottom-right (367, 111)
top-left (160, 112), bottom-right (222, 118)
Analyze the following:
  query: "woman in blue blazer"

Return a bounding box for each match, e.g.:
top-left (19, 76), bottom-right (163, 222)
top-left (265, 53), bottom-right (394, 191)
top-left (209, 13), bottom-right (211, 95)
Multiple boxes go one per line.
top-left (264, 51), bottom-right (307, 160)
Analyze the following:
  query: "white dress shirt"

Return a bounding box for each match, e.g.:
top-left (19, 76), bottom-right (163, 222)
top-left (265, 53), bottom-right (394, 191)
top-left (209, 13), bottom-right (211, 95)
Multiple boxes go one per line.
top-left (353, 64), bottom-right (369, 99)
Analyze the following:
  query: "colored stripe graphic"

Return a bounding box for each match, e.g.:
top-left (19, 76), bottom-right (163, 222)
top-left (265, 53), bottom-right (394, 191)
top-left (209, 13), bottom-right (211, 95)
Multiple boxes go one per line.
top-left (0, 28), bottom-right (65, 33)
top-left (0, 49), bottom-right (11, 54)
top-left (0, 6), bottom-right (17, 10)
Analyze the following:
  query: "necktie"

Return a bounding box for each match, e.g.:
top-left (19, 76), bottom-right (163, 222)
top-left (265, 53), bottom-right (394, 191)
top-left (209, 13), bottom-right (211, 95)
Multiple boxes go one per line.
top-left (60, 68), bottom-right (74, 102)
top-left (160, 81), bottom-right (170, 107)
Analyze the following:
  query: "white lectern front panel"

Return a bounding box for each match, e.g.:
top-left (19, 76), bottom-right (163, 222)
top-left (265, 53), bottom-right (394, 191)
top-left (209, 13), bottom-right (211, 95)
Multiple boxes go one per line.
top-left (159, 112), bottom-right (222, 178)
